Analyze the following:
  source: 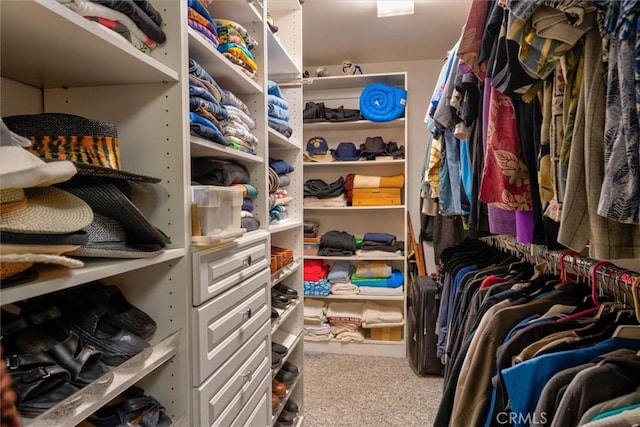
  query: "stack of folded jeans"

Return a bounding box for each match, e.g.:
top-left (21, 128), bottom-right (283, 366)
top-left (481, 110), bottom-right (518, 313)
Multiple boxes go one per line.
top-left (188, 58), bottom-right (228, 146)
top-left (268, 81), bottom-right (293, 137)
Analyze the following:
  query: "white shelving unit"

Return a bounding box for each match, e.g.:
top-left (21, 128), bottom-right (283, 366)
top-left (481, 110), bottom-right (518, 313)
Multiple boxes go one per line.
top-left (1, 0), bottom-right (304, 425)
top-left (1, 1), bottom-right (189, 425)
top-left (267, 0), bottom-right (305, 424)
top-left (302, 72), bottom-right (408, 358)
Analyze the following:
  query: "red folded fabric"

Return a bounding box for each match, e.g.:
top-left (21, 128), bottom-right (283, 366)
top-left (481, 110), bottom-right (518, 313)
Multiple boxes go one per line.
top-left (304, 259), bottom-right (330, 281)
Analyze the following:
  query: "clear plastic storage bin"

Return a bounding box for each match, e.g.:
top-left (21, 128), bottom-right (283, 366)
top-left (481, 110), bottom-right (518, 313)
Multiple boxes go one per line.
top-left (191, 185), bottom-right (243, 236)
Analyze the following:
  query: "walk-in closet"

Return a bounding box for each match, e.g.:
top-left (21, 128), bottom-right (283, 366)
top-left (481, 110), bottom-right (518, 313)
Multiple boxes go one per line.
top-left (1, 1), bottom-right (638, 427)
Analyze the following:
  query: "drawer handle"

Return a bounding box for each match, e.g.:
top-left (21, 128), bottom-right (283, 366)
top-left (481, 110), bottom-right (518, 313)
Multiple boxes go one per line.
top-left (242, 255), bottom-right (252, 267)
top-left (242, 370), bottom-right (252, 383)
top-left (241, 309), bottom-right (252, 321)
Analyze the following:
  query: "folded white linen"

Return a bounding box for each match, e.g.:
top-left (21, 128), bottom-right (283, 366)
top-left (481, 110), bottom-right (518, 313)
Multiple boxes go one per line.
top-left (362, 301), bottom-right (403, 326)
top-left (357, 286), bottom-right (404, 296)
top-left (326, 302), bottom-right (364, 320)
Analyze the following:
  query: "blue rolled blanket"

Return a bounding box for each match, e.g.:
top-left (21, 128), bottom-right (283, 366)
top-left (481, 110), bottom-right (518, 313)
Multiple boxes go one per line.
top-left (359, 83), bottom-right (407, 122)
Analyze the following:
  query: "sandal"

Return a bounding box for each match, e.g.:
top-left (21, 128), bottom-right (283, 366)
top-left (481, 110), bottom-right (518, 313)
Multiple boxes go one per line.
top-left (17, 323), bottom-right (110, 387)
top-left (6, 352), bottom-right (80, 417)
top-left (81, 386), bottom-right (172, 427)
top-left (59, 305), bottom-right (150, 366)
top-left (72, 282), bottom-right (157, 339)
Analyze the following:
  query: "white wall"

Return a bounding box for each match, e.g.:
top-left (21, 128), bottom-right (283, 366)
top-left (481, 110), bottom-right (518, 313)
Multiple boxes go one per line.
top-left (309, 59), bottom-right (445, 274)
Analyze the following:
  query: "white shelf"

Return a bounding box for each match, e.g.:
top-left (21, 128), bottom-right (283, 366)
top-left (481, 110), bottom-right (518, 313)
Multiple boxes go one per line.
top-left (268, 0), bottom-right (303, 12)
top-left (267, 30), bottom-right (301, 79)
top-left (271, 260), bottom-right (302, 286)
top-left (304, 206), bottom-right (405, 211)
top-left (269, 128), bottom-right (301, 150)
top-left (303, 159), bottom-right (405, 167)
top-left (305, 294), bottom-right (404, 301)
top-left (272, 330), bottom-right (303, 376)
top-left (211, 0), bottom-right (264, 24)
top-left (272, 298), bottom-right (301, 334)
top-left (303, 118), bottom-right (405, 131)
top-left (188, 28), bottom-right (263, 95)
top-left (0, 249), bottom-right (185, 305)
top-left (304, 254), bottom-right (405, 261)
top-left (190, 135), bottom-right (264, 163)
top-left (303, 73), bottom-right (406, 91)
top-left (0, 0), bottom-right (178, 88)
top-left (26, 330), bottom-right (182, 427)
top-left (304, 338), bottom-right (405, 357)
top-left (269, 219), bottom-right (304, 233)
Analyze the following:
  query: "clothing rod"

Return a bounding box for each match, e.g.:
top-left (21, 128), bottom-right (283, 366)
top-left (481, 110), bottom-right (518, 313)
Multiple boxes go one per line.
top-left (480, 235), bottom-right (639, 300)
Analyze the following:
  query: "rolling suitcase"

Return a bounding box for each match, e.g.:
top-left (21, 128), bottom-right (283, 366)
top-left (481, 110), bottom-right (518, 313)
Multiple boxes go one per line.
top-left (408, 274), bottom-right (444, 376)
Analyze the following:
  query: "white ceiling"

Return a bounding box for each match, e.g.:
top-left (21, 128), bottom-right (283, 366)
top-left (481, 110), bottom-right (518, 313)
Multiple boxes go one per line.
top-left (301, 0), bottom-right (472, 68)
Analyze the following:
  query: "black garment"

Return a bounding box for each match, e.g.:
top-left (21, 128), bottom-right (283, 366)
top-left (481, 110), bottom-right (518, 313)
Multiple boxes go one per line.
top-left (303, 177), bottom-right (345, 198)
top-left (191, 158), bottom-right (250, 185)
top-left (551, 351), bottom-right (640, 427)
top-left (90, 0), bottom-right (167, 43)
top-left (319, 230), bottom-right (357, 255)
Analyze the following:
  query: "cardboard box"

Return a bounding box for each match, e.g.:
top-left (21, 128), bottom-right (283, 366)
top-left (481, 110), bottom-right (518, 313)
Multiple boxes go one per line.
top-left (352, 188), bottom-right (401, 206)
top-left (369, 326), bottom-right (403, 341)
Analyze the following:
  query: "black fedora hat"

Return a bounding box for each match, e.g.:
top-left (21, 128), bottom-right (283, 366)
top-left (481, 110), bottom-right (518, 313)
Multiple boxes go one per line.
top-left (3, 113), bottom-right (161, 183)
top-left (56, 176), bottom-right (170, 258)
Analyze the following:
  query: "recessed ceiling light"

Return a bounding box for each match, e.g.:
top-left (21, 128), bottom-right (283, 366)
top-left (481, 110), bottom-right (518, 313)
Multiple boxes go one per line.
top-left (377, 0), bottom-right (414, 17)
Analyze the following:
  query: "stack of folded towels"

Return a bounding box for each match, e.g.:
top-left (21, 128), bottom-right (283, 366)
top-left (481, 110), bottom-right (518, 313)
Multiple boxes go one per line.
top-left (187, 0), bottom-right (218, 48)
top-left (267, 81), bottom-right (293, 137)
top-left (350, 261), bottom-right (404, 296)
top-left (215, 19), bottom-right (259, 80)
top-left (303, 299), bottom-right (331, 341)
top-left (327, 262), bottom-right (359, 295)
top-left (326, 302), bottom-right (365, 342)
top-left (303, 259), bottom-right (331, 296)
top-left (58, 0), bottom-right (166, 54)
top-left (362, 301), bottom-right (404, 329)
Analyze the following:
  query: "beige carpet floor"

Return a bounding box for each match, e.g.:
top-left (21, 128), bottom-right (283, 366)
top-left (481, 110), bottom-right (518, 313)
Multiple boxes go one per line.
top-left (302, 351), bottom-right (444, 427)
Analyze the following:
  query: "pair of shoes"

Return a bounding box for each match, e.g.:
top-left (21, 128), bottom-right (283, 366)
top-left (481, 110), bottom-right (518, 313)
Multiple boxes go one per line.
top-left (303, 102), bottom-right (326, 122)
top-left (71, 282), bottom-right (157, 339)
top-left (271, 292), bottom-right (290, 310)
top-left (272, 379), bottom-right (286, 397)
top-left (16, 322), bottom-right (110, 387)
top-left (272, 342), bottom-right (288, 356)
top-left (80, 385), bottom-right (171, 427)
top-left (274, 283), bottom-right (298, 299)
top-left (275, 369), bottom-right (295, 386)
top-left (278, 409), bottom-right (296, 425)
top-left (7, 351), bottom-right (81, 417)
top-left (271, 308), bottom-right (280, 321)
top-left (282, 361), bottom-right (299, 376)
top-left (18, 286), bottom-right (151, 366)
top-left (272, 393), bottom-right (280, 410)
top-left (272, 351), bottom-right (283, 369)
top-left (285, 399), bottom-right (299, 413)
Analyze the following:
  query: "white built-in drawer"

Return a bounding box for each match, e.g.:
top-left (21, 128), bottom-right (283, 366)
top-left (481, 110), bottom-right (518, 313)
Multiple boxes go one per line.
top-left (192, 268), bottom-right (270, 384)
top-left (192, 232), bottom-right (269, 305)
top-left (193, 324), bottom-right (271, 427)
top-left (233, 371), bottom-right (271, 427)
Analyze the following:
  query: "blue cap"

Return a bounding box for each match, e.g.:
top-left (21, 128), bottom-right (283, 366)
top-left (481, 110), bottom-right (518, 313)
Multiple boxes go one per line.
top-left (306, 136), bottom-right (329, 155)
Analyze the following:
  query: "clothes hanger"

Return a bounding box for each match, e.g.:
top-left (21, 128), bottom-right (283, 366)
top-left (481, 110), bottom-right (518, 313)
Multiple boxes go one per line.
top-left (558, 260), bottom-right (614, 322)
